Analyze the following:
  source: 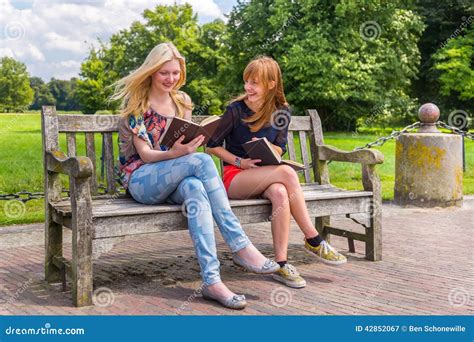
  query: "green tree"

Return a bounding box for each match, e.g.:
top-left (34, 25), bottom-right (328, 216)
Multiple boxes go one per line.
top-left (433, 24), bottom-right (473, 102)
top-left (225, 0), bottom-right (425, 130)
top-left (48, 78), bottom-right (79, 111)
top-left (29, 76), bottom-right (55, 110)
top-left (76, 48), bottom-right (118, 113)
top-left (0, 57), bottom-right (34, 112)
top-left (412, 0), bottom-right (472, 109)
top-left (78, 4), bottom-right (228, 114)
top-left (186, 19), bottom-right (228, 114)
top-left (64, 77), bottom-right (81, 111)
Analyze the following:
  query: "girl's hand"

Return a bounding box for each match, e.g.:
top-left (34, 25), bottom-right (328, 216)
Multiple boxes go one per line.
top-left (240, 158), bottom-right (261, 169)
top-left (170, 135), bottom-right (205, 158)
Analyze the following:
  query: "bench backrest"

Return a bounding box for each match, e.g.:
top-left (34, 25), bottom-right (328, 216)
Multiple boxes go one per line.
top-left (41, 106), bottom-right (328, 197)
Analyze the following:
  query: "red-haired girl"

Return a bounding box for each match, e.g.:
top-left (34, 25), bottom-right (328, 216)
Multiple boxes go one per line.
top-left (207, 56), bottom-right (346, 288)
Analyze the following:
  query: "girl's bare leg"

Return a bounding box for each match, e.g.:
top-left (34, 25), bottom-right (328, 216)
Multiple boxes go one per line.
top-left (228, 165), bottom-right (319, 239)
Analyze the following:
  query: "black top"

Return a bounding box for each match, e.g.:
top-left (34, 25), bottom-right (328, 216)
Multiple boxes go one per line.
top-left (207, 100), bottom-right (291, 166)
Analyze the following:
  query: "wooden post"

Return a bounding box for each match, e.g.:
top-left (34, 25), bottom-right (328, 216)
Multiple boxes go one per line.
top-left (70, 176), bottom-right (93, 306)
top-left (362, 164), bottom-right (382, 261)
top-left (308, 109), bottom-right (331, 242)
top-left (41, 106), bottom-right (63, 283)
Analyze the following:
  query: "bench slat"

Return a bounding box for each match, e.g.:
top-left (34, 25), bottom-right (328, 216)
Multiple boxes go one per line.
top-left (85, 133), bottom-right (98, 195)
top-left (57, 114), bottom-right (312, 132)
top-left (288, 116), bottom-right (312, 131)
top-left (102, 133), bottom-right (116, 194)
top-left (287, 131), bottom-right (296, 161)
top-left (299, 131), bottom-right (312, 183)
top-left (89, 195), bottom-right (371, 239)
top-left (58, 115), bottom-right (120, 132)
top-left (52, 186), bottom-right (372, 218)
top-left (66, 133), bottom-right (76, 157)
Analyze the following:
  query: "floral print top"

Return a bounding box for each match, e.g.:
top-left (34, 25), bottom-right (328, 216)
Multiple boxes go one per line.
top-left (118, 107), bottom-right (170, 189)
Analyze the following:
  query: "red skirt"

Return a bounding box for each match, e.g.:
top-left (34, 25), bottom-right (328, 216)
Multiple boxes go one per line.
top-left (222, 165), bottom-right (243, 193)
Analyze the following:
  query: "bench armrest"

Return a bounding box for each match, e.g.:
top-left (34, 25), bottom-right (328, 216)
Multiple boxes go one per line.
top-left (46, 150), bottom-right (93, 178)
top-left (317, 145), bottom-right (384, 165)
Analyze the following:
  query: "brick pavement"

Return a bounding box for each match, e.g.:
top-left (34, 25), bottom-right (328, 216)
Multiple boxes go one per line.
top-left (0, 203), bottom-right (472, 315)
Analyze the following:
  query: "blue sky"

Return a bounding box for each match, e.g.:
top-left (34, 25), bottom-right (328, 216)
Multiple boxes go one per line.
top-left (0, 0), bottom-right (238, 81)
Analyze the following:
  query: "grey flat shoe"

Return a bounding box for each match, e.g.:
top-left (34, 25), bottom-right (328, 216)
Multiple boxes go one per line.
top-left (201, 286), bottom-right (247, 310)
top-left (232, 254), bottom-right (280, 274)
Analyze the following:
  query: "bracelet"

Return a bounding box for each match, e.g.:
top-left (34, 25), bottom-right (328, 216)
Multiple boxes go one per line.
top-left (235, 157), bottom-right (242, 168)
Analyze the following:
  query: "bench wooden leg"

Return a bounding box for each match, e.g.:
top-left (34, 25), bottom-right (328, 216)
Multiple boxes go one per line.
top-left (362, 165), bottom-right (382, 261)
top-left (348, 238), bottom-right (356, 253)
top-left (365, 210), bottom-right (382, 261)
top-left (70, 177), bottom-right (93, 307)
top-left (45, 212), bottom-right (63, 283)
top-left (315, 216), bottom-right (330, 243)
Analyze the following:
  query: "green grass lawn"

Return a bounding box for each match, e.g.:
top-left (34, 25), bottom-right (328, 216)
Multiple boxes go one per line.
top-left (1, 112), bottom-right (473, 226)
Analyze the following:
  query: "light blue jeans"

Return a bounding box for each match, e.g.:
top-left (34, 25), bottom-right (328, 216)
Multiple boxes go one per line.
top-left (128, 152), bottom-right (251, 285)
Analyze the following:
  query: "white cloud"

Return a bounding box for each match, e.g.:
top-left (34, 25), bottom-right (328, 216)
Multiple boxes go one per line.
top-left (43, 32), bottom-right (87, 55)
top-left (0, 0), bottom-right (228, 81)
top-left (0, 48), bottom-right (14, 58)
top-left (13, 43), bottom-right (45, 61)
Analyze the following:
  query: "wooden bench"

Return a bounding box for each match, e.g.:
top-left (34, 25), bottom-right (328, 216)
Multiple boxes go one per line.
top-left (41, 106), bottom-right (384, 307)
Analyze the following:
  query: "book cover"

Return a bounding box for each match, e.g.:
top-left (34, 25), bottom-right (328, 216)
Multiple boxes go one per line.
top-left (242, 137), bottom-right (305, 171)
top-left (159, 116), bottom-right (221, 148)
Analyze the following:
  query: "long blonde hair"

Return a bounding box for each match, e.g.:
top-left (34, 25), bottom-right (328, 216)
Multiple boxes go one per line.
top-left (232, 56), bottom-right (288, 132)
top-left (111, 42), bottom-right (192, 118)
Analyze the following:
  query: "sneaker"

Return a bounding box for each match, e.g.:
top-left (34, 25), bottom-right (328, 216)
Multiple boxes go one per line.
top-left (272, 263), bottom-right (306, 288)
top-left (304, 240), bottom-right (347, 266)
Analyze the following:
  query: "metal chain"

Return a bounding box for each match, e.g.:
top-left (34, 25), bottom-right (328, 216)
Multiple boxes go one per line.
top-left (437, 121), bottom-right (474, 140)
top-left (0, 190), bottom-right (62, 203)
top-left (352, 122), bottom-right (421, 151)
top-left (0, 185), bottom-right (124, 202)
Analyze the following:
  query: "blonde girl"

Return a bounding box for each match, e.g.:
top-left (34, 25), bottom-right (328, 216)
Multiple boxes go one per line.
top-left (113, 43), bottom-right (279, 309)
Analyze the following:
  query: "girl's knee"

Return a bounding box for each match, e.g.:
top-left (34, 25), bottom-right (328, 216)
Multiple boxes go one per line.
top-left (264, 183), bottom-right (289, 204)
top-left (278, 165), bottom-right (299, 185)
top-left (193, 152), bottom-right (214, 166)
top-left (180, 176), bottom-right (205, 193)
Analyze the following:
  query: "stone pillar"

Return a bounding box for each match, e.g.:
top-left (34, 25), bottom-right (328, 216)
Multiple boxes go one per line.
top-left (394, 103), bottom-right (463, 207)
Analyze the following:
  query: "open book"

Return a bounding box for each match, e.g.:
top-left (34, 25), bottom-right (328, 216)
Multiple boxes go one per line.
top-left (242, 137), bottom-right (305, 171)
top-left (159, 116), bottom-right (221, 148)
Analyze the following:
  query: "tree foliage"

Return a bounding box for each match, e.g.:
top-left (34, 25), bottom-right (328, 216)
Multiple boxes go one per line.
top-left (225, 0), bottom-right (425, 129)
top-left (0, 57), bottom-right (34, 112)
top-left (433, 23), bottom-right (473, 102)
